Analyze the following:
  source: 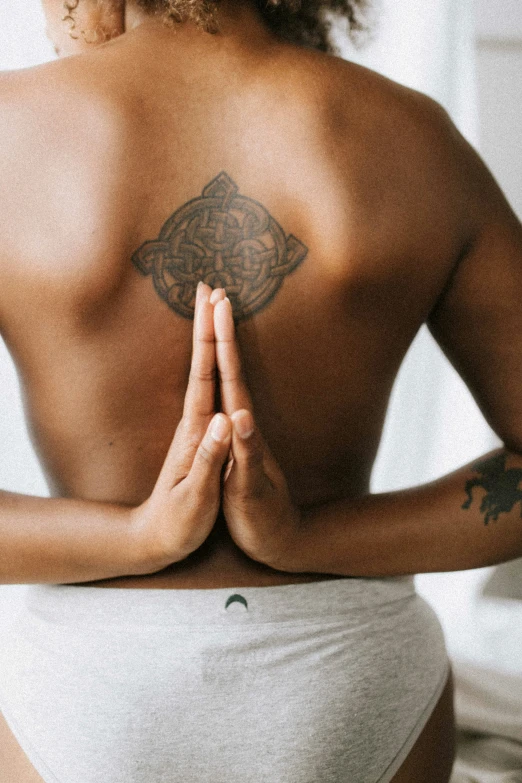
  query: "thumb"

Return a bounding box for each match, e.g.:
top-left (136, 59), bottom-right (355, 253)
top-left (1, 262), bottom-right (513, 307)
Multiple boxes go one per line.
top-left (189, 414), bottom-right (232, 487)
top-left (227, 409), bottom-right (268, 497)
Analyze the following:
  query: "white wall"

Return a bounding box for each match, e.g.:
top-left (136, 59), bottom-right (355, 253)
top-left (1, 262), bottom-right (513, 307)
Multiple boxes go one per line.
top-left (476, 0), bottom-right (522, 40)
top-left (477, 19), bottom-right (522, 218)
top-left (0, 0), bottom-right (54, 68)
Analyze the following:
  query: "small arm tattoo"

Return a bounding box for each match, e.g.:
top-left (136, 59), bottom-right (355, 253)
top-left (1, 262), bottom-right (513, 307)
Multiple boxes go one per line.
top-left (132, 172), bottom-right (308, 322)
top-left (462, 452), bottom-right (522, 525)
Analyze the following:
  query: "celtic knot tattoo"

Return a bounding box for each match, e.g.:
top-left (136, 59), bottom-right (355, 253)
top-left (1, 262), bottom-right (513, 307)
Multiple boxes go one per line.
top-left (462, 452), bottom-right (522, 525)
top-left (131, 172), bottom-right (308, 321)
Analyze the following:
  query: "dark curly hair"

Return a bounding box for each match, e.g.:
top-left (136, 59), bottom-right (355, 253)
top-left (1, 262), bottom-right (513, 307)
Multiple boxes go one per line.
top-left (137, 0), bottom-right (372, 53)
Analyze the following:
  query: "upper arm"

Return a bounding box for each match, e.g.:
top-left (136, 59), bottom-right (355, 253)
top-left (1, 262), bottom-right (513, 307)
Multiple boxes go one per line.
top-left (428, 138), bottom-right (522, 451)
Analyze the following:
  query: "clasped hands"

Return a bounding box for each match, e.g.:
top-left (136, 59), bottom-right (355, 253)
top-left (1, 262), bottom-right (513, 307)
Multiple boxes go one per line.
top-left (132, 282), bottom-right (302, 575)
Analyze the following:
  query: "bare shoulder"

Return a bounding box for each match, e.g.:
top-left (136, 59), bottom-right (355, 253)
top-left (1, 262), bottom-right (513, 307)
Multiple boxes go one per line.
top-left (279, 48), bottom-right (481, 303)
top-left (0, 58), bottom-right (128, 273)
top-left (281, 48), bottom-right (476, 224)
top-left (0, 56), bottom-right (126, 180)
top-left (0, 66), bottom-right (50, 270)
top-left (284, 47), bottom-right (458, 143)
top-left (350, 58), bottom-right (471, 189)
top-left (0, 59), bottom-right (83, 167)
top-left (0, 55), bottom-right (125, 150)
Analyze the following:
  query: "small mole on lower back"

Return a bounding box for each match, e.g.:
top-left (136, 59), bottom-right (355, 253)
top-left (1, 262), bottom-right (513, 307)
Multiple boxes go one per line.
top-left (109, 441), bottom-right (114, 446)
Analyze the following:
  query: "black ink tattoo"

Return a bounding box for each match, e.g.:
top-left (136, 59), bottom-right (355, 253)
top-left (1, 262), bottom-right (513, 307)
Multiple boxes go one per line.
top-left (225, 593), bottom-right (248, 610)
top-left (132, 172), bottom-right (308, 321)
top-left (462, 452), bottom-right (522, 524)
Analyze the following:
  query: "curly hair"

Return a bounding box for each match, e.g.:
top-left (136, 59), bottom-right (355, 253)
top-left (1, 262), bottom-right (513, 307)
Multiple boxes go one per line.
top-left (256, 0), bottom-right (372, 51)
top-left (137, 0), bottom-right (371, 52)
top-left (97, 0), bottom-right (372, 53)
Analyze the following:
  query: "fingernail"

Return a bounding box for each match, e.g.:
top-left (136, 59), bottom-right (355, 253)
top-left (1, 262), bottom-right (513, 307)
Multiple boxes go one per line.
top-left (211, 414), bottom-right (228, 442)
top-left (234, 410), bottom-right (254, 440)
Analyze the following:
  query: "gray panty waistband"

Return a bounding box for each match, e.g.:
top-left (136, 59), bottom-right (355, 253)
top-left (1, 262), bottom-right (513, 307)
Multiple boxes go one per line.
top-left (24, 575), bottom-right (416, 627)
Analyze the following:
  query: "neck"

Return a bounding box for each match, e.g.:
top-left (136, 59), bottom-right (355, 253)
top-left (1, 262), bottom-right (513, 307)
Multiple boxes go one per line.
top-left (123, 0), bottom-right (275, 47)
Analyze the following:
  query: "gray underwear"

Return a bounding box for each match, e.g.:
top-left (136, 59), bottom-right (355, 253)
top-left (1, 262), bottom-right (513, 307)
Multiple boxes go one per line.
top-left (0, 576), bottom-right (449, 783)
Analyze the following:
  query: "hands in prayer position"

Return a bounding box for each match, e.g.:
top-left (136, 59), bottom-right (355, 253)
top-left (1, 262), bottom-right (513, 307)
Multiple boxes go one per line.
top-left (132, 282), bottom-right (301, 574)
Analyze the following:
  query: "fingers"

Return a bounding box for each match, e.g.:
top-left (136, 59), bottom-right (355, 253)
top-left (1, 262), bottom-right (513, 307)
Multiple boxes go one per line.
top-left (183, 282), bottom-right (216, 420)
top-left (189, 413), bottom-right (232, 487)
top-left (214, 297), bottom-right (254, 415)
top-left (226, 409), bottom-right (267, 497)
top-left (210, 288), bottom-right (226, 306)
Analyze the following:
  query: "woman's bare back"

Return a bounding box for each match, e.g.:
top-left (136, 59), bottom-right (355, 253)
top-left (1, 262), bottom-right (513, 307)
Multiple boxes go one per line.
top-left (0, 17), bottom-right (474, 589)
top-left (0, 7), bottom-right (481, 779)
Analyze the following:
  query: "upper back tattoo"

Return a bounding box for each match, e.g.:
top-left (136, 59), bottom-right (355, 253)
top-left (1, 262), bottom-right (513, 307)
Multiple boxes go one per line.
top-left (131, 172), bottom-right (308, 321)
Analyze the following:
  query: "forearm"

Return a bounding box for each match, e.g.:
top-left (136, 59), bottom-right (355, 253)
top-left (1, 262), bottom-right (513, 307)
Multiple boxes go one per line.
top-left (289, 447), bottom-right (522, 576)
top-left (0, 490), bottom-right (144, 584)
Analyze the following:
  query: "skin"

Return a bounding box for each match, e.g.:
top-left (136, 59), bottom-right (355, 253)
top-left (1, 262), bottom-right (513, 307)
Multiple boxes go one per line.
top-left (2, 0), bottom-right (522, 778)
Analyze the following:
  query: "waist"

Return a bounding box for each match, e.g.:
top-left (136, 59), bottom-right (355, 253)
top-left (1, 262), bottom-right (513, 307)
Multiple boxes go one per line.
top-left (26, 575), bottom-right (417, 627)
top-left (79, 528), bottom-right (340, 590)
top-left (80, 561), bottom-right (339, 589)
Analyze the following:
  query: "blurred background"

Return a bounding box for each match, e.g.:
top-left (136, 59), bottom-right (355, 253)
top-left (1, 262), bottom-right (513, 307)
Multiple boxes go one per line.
top-left (0, 0), bottom-right (521, 777)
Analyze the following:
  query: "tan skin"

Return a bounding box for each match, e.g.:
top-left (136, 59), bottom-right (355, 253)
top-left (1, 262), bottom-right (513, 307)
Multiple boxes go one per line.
top-left (2, 0), bottom-right (522, 778)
